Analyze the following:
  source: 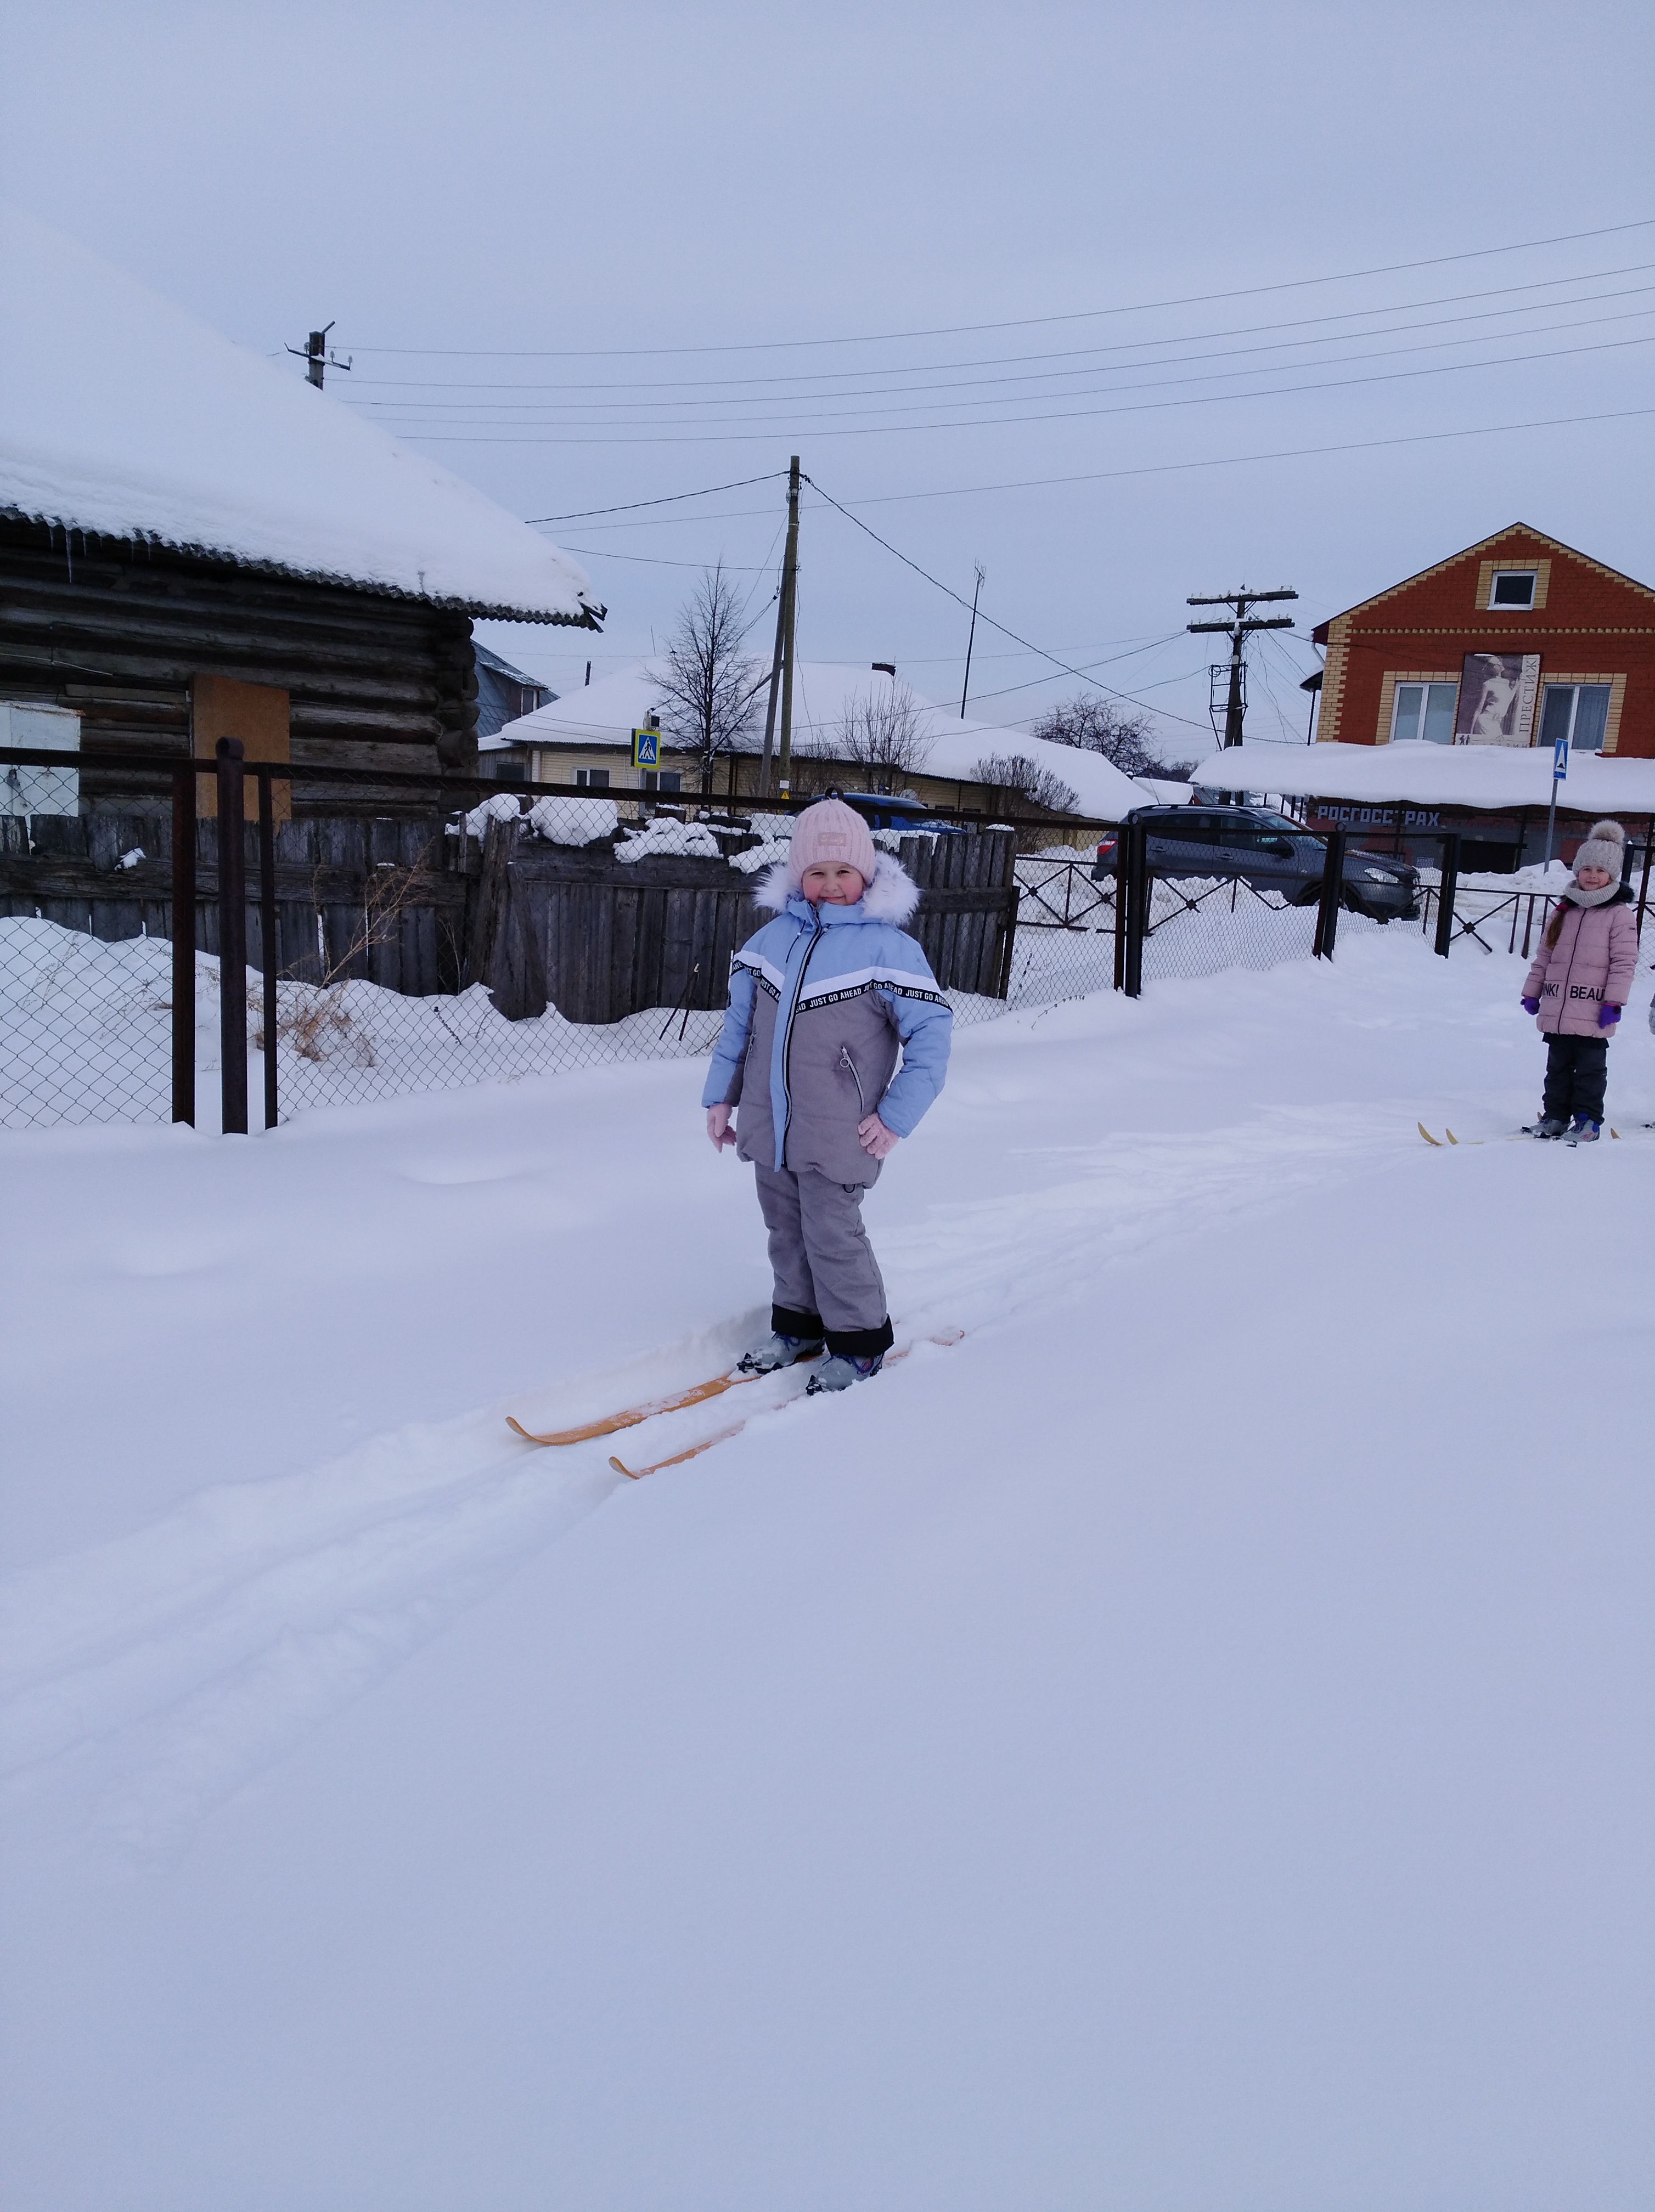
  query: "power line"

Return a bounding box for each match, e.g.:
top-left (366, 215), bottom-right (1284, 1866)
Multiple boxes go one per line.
top-left (380, 331), bottom-right (1655, 444)
top-left (354, 290), bottom-right (1655, 419)
top-left (802, 472), bottom-right (1212, 729)
top-left (345, 265), bottom-right (1655, 395)
top-left (525, 404), bottom-right (1655, 538)
top-left (527, 471), bottom-right (784, 523)
top-left (560, 544), bottom-right (777, 569)
top-left (345, 216), bottom-right (1655, 358)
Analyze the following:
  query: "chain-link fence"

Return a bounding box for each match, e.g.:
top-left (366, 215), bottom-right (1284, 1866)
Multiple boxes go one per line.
top-left (2, 757), bottom-right (181, 1128)
top-left (12, 747), bottom-right (1643, 1133)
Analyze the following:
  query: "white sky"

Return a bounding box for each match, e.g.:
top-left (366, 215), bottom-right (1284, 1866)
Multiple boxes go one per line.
top-left (3, 1), bottom-right (1652, 759)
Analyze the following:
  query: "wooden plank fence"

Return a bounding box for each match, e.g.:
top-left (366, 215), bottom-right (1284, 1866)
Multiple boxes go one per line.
top-left (0, 810), bottom-right (461, 995)
top-left (474, 823), bottom-right (1017, 1022)
top-left (1, 810), bottom-right (1018, 1023)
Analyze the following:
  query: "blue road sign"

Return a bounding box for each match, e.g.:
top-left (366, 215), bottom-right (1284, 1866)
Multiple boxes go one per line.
top-left (632, 726), bottom-right (661, 770)
top-left (1553, 735), bottom-right (1569, 781)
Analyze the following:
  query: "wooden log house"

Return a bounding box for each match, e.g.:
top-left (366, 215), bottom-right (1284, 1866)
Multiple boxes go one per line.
top-left (1, 201), bottom-right (602, 809)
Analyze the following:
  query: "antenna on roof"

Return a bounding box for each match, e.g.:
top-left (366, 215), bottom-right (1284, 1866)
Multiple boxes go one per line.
top-left (285, 321), bottom-right (353, 391)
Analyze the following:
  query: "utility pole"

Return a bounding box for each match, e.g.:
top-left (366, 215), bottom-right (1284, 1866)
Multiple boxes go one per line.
top-left (1187, 586), bottom-right (1297, 748)
top-left (959, 562), bottom-right (986, 718)
top-left (286, 321), bottom-right (352, 391)
top-left (775, 456), bottom-right (802, 797)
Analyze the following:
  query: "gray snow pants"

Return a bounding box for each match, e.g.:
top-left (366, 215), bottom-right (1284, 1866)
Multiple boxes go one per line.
top-left (753, 1161), bottom-right (894, 1360)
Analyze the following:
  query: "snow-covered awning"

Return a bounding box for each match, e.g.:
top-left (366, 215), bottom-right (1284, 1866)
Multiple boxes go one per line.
top-left (0, 202), bottom-right (601, 627)
top-left (1190, 739), bottom-right (1655, 815)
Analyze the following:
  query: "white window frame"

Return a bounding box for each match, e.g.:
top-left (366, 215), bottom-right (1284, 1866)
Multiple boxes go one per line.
top-left (1539, 682), bottom-right (1613, 752)
top-left (1388, 679), bottom-right (1459, 744)
top-left (573, 765), bottom-right (611, 789)
top-left (1487, 569), bottom-right (1537, 611)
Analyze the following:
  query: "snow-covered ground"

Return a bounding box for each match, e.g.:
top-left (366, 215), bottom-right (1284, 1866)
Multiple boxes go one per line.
top-left (3, 930), bottom-right (1653, 2209)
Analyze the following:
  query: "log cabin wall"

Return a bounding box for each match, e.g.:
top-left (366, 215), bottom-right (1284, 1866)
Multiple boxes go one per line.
top-left (0, 515), bottom-right (480, 809)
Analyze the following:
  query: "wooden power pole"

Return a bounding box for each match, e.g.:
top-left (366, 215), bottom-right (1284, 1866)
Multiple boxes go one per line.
top-left (1187, 586), bottom-right (1297, 748)
top-left (775, 457), bottom-right (802, 797)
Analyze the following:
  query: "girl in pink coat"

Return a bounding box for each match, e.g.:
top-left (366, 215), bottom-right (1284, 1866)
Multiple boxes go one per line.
top-left (1520, 819), bottom-right (1639, 1143)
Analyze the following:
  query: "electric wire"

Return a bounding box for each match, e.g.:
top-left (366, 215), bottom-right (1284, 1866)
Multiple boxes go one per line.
top-left (378, 331), bottom-right (1655, 444)
top-left (532, 404), bottom-right (1655, 534)
top-left (802, 472), bottom-right (1212, 729)
top-left (353, 288), bottom-right (1655, 419)
top-left (342, 264), bottom-right (1655, 396)
top-left (343, 216), bottom-right (1655, 357)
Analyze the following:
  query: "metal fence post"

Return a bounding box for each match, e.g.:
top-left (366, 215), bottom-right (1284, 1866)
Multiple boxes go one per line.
top-left (216, 736), bottom-right (248, 1133)
top-left (171, 760), bottom-right (196, 1125)
top-left (257, 764), bottom-right (278, 1130)
top-left (1312, 827), bottom-right (1345, 959)
top-left (1122, 816), bottom-right (1147, 999)
top-left (1112, 840), bottom-right (1127, 990)
top-left (1434, 832), bottom-right (1461, 960)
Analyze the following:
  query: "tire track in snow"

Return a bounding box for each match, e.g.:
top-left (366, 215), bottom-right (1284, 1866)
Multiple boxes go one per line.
top-left (0, 1102), bottom-right (1412, 1857)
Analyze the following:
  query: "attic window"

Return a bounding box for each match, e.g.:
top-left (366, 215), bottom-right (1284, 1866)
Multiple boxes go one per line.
top-left (1489, 570), bottom-right (1536, 609)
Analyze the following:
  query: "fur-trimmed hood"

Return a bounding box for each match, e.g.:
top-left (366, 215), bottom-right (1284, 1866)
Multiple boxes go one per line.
top-left (752, 852), bottom-right (921, 927)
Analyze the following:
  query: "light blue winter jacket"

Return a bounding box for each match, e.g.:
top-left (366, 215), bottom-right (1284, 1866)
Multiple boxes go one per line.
top-left (702, 856), bottom-right (953, 1182)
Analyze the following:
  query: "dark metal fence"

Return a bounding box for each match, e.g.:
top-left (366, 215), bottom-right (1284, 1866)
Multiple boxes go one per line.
top-left (10, 747), bottom-right (1646, 1133)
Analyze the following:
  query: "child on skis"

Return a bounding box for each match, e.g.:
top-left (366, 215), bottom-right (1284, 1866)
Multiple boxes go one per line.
top-left (702, 797), bottom-right (952, 1392)
top-left (1520, 817), bottom-right (1638, 1143)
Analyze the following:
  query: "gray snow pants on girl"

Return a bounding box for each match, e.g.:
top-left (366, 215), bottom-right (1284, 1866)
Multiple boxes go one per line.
top-left (753, 1162), bottom-right (894, 1360)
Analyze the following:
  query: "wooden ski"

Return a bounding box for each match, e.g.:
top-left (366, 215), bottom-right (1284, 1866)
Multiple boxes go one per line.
top-left (606, 1329), bottom-right (966, 1480)
top-left (506, 1366), bottom-right (767, 1448)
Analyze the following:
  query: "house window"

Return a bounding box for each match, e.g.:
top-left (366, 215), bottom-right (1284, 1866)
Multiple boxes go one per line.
top-left (1538, 683), bottom-right (1612, 753)
top-left (1391, 681), bottom-right (1459, 743)
top-left (641, 770), bottom-right (682, 793)
top-left (574, 766), bottom-right (610, 789)
top-left (1489, 570), bottom-right (1536, 609)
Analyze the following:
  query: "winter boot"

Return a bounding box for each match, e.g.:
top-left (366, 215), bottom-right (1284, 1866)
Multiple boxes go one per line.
top-left (737, 1331), bottom-right (824, 1375)
top-left (806, 1352), bottom-right (885, 1395)
top-left (1563, 1115), bottom-right (1602, 1146)
top-left (1522, 1116), bottom-right (1568, 1139)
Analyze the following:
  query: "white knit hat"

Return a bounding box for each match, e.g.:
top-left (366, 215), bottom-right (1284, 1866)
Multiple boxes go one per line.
top-left (787, 797), bottom-right (876, 890)
top-left (1573, 818), bottom-right (1627, 882)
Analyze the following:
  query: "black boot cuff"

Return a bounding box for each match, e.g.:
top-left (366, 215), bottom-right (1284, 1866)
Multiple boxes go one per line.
top-left (824, 1316), bottom-right (895, 1360)
top-left (772, 1304), bottom-right (825, 1341)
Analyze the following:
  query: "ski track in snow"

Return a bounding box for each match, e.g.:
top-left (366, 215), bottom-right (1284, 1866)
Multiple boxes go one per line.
top-left (0, 1101), bottom-right (1408, 1858)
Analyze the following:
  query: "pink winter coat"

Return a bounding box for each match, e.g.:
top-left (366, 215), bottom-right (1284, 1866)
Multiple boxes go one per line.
top-left (1522, 893), bottom-right (1639, 1036)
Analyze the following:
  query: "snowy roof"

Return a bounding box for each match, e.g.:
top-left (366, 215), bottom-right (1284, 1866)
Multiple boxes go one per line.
top-left (1189, 739), bottom-right (1655, 814)
top-left (1311, 522), bottom-right (1655, 638)
top-left (496, 659), bottom-right (1145, 817)
top-left (0, 202), bottom-right (600, 626)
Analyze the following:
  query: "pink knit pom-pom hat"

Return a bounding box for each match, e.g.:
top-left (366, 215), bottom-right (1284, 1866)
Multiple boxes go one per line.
top-left (787, 797), bottom-right (876, 891)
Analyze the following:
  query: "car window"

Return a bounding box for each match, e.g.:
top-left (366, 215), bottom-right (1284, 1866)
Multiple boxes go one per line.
top-left (1158, 813), bottom-right (1218, 842)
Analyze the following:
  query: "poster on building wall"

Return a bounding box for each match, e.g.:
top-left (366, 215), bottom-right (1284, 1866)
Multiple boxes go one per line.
top-left (1453, 652), bottom-right (1541, 747)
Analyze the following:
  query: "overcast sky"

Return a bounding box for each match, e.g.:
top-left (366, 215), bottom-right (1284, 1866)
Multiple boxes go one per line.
top-left (4, 2), bottom-right (1652, 757)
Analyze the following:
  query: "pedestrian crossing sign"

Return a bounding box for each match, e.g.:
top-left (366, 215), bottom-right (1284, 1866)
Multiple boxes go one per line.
top-left (631, 726), bottom-right (661, 769)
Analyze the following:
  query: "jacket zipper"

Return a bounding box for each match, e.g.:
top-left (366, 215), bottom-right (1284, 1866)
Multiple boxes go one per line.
top-left (839, 1045), bottom-right (865, 1113)
top-left (778, 909), bottom-right (825, 1157)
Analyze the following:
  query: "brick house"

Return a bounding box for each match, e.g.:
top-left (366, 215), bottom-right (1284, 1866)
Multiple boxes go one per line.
top-left (1313, 525), bottom-right (1653, 761)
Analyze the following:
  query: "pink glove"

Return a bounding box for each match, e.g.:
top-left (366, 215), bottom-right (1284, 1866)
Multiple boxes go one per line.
top-left (1598, 1003), bottom-right (1622, 1029)
top-left (1521, 996), bottom-right (1540, 1015)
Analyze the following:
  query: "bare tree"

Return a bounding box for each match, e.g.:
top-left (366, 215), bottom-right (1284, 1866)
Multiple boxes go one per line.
top-left (971, 753), bottom-right (1080, 814)
top-left (831, 678), bottom-right (932, 794)
top-left (654, 563), bottom-right (767, 791)
top-left (1029, 694), bottom-right (1194, 779)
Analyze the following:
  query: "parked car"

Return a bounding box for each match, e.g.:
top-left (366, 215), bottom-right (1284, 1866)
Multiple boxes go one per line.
top-left (1091, 804), bottom-right (1418, 921)
top-left (833, 790), bottom-right (966, 835)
